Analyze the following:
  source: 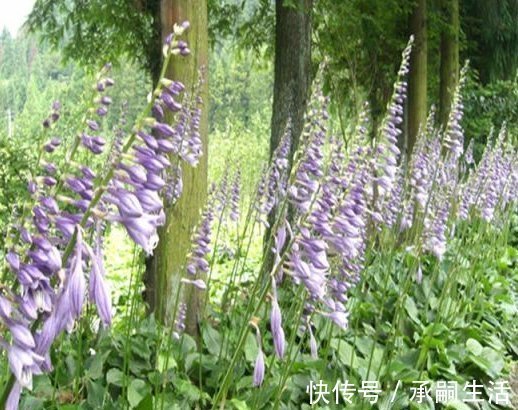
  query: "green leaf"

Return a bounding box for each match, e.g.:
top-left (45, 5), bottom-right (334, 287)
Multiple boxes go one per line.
top-left (405, 296), bottom-right (420, 324)
top-left (131, 338), bottom-right (151, 360)
top-left (128, 379), bottom-right (150, 408)
top-left (86, 380), bottom-right (105, 408)
top-left (86, 352), bottom-right (107, 380)
top-left (157, 352), bottom-right (177, 372)
top-left (202, 325), bottom-right (222, 356)
top-left (244, 332), bottom-right (258, 362)
top-left (181, 334), bottom-right (197, 354)
top-left (106, 368), bottom-right (124, 386)
top-left (466, 338), bottom-right (483, 356)
top-left (229, 398), bottom-right (250, 410)
top-left (175, 378), bottom-right (203, 402)
top-left (386, 360), bottom-right (420, 382)
top-left (33, 375), bottom-right (54, 398)
top-left (184, 352), bottom-right (198, 372)
top-left (330, 339), bottom-right (357, 365)
top-left (468, 347), bottom-right (504, 378)
top-left (19, 396), bottom-right (45, 410)
top-left (135, 394), bottom-right (153, 410)
top-left (444, 400), bottom-right (472, 410)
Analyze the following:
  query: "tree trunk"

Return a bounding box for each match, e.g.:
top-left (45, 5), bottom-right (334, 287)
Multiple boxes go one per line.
top-left (438, 0), bottom-right (459, 128)
top-left (407, 0), bottom-right (427, 157)
top-left (264, 0), bottom-right (312, 261)
top-left (144, 0), bottom-right (208, 336)
top-left (270, 0), bottom-right (312, 163)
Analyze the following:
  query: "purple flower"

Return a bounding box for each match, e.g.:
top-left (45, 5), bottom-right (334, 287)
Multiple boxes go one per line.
top-left (229, 170), bottom-right (241, 222)
top-left (443, 65), bottom-right (468, 160)
top-left (465, 139), bottom-right (474, 165)
top-left (181, 278), bottom-right (207, 290)
top-left (135, 188), bottom-right (163, 213)
top-left (161, 92), bottom-right (182, 112)
top-left (85, 243), bottom-right (112, 327)
top-left (6, 382), bottom-right (22, 410)
top-left (423, 197), bottom-right (450, 260)
top-left (164, 166), bottom-right (183, 205)
top-left (172, 303), bottom-right (187, 340)
top-left (0, 25), bottom-right (200, 409)
top-left (324, 310), bottom-right (349, 330)
top-left (96, 106), bottom-right (108, 117)
top-left (372, 38), bottom-right (412, 203)
top-left (270, 282), bottom-right (285, 359)
top-left (308, 325), bottom-right (318, 359)
top-left (112, 213), bottom-right (161, 255)
top-left (152, 122), bottom-right (176, 138)
top-left (144, 173), bottom-right (166, 191)
top-left (253, 349), bottom-right (265, 387)
top-left (6, 251), bottom-right (20, 271)
top-left (8, 321), bottom-right (36, 350)
top-left (416, 264), bottom-right (423, 284)
top-left (86, 120), bottom-right (100, 132)
top-left (68, 228), bottom-right (86, 317)
top-left (185, 205), bottom-right (214, 276)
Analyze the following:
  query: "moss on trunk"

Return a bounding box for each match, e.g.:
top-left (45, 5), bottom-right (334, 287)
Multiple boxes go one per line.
top-left (407, 0), bottom-right (428, 158)
top-left (144, 0), bottom-right (208, 337)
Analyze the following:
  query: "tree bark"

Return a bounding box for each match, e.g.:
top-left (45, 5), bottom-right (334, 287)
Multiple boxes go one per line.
top-left (407, 0), bottom-right (427, 158)
top-left (438, 0), bottom-right (459, 128)
top-left (144, 0), bottom-right (208, 336)
top-left (264, 0), bottom-right (312, 261)
top-left (270, 0), bottom-right (312, 163)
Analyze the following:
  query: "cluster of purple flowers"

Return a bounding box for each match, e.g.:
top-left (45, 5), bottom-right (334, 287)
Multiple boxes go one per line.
top-left (185, 204), bottom-right (214, 284)
top-left (458, 124), bottom-right (517, 223)
top-left (229, 170), bottom-right (241, 222)
top-left (442, 64), bottom-right (469, 161)
top-left (374, 38), bottom-right (413, 200)
top-left (0, 23), bottom-right (202, 408)
top-left (249, 38), bottom-right (517, 386)
top-left (255, 124), bottom-right (291, 227)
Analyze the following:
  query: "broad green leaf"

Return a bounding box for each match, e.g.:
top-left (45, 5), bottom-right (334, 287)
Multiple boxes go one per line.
top-left (19, 397), bottom-right (45, 410)
top-left (202, 325), bottom-right (222, 356)
top-left (33, 375), bottom-right (54, 398)
top-left (157, 352), bottom-right (177, 372)
top-left (106, 368), bottom-right (124, 386)
top-left (229, 398), bottom-right (250, 410)
top-left (386, 360), bottom-right (420, 382)
top-left (466, 338), bottom-right (483, 356)
top-left (181, 334), bottom-right (197, 354)
top-left (86, 380), bottom-right (105, 408)
top-left (330, 338), bottom-right (357, 365)
top-left (244, 332), bottom-right (258, 362)
top-left (135, 394), bottom-right (153, 410)
top-left (405, 296), bottom-right (420, 324)
top-left (175, 379), bottom-right (203, 401)
top-left (86, 352), bottom-right (107, 380)
top-left (127, 379), bottom-right (150, 408)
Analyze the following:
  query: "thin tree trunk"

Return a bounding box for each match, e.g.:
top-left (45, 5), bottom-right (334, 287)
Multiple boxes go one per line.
top-left (144, 0), bottom-right (208, 337)
top-left (407, 0), bottom-right (427, 157)
top-left (264, 0), bottom-right (312, 264)
top-left (439, 0), bottom-right (459, 128)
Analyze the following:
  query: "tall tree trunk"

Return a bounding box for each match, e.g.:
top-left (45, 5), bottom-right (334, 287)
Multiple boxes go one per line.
top-left (439, 0), bottom-right (459, 128)
top-left (144, 0), bottom-right (208, 336)
top-left (407, 0), bottom-right (427, 158)
top-left (270, 0), bottom-right (312, 163)
top-left (264, 0), bottom-right (312, 260)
